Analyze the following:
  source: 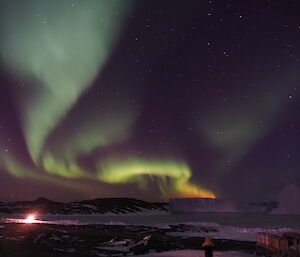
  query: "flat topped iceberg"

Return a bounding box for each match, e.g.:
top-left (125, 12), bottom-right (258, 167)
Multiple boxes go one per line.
top-left (169, 198), bottom-right (268, 213)
top-left (169, 198), bottom-right (239, 213)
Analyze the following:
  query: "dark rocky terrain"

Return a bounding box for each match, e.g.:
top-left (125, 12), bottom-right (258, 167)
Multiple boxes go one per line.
top-left (0, 197), bottom-right (278, 215)
top-left (0, 222), bottom-right (258, 257)
top-left (0, 198), bottom-right (168, 215)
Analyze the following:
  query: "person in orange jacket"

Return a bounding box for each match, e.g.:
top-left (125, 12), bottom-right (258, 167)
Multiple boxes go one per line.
top-left (202, 237), bottom-right (215, 257)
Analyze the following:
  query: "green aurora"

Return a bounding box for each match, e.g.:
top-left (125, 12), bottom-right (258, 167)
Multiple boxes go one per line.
top-left (197, 69), bottom-right (299, 179)
top-left (0, 0), bottom-right (214, 200)
top-left (1, 0), bottom-right (132, 161)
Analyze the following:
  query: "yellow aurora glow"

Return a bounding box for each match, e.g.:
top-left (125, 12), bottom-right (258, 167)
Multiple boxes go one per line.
top-left (98, 158), bottom-right (215, 198)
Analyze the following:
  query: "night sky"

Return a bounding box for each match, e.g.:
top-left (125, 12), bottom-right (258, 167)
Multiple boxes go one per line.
top-left (0, 0), bottom-right (299, 202)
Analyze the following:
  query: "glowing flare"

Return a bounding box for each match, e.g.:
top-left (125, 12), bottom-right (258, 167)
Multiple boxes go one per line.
top-left (24, 214), bottom-right (36, 224)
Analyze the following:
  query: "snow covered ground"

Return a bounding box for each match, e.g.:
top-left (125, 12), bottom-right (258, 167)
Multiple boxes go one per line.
top-left (2, 212), bottom-right (300, 228)
top-left (3, 217), bottom-right (298, 242)
top-left (2, 213), bottom-right (300, 244)
top-left (137, 250), bottom-right (255, 257)
top-left (164, 221), bottom-right (298, 242)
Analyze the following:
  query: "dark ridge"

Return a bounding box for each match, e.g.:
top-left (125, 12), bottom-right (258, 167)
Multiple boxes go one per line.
top-left (0, 197), bottom-right (168, 214)
top-left (34, 197), bottom-right (61, 204)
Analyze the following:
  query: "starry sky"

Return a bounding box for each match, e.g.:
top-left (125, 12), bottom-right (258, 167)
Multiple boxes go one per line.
top-left (0, 0), bottom-right (299, 202)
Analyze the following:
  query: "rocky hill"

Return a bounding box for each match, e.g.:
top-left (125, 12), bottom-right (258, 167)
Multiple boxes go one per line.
top-left (0, 198), bottom-right (168, 214)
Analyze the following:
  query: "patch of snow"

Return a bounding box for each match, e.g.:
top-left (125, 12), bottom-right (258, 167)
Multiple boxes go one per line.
top-left (53, 248), bottom-right (75, 253)
top-left (82, 204), bottom-right (98, 209)
top-left (33, 233), bottom-right (45, 243)
top-left (95, 245), bottom-right (130, 253)
top-left (89, 250), bottom-right (108, 256)
top-left (49, 235), bottom-right (63, 241)
top-left (104, 221), bottom-right (126, 225)
top-left (5, 236), bottom-right (25, 241)
top-left (97, 235), bottom-right (151, 253)
top-left (137, 250), bottom-right (255, 257)
top-left (102, 239), bottom-right (132, 246)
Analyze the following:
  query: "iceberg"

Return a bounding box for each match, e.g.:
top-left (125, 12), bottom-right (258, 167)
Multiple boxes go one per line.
top-left (271, 184), bottom-right (300, 215)
top-left (169, 198), bottom-right (239, 213)
top-left (169, 198), bottom-right (268, 213)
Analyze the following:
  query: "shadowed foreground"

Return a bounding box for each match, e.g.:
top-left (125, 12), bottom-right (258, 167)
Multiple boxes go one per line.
top-left (0, 223), bottom-right (260, 257)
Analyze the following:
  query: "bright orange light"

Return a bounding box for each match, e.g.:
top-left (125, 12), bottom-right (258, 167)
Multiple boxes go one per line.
top-left (24, 214), bottom-right (36, 224)
top-left (177, 182), bottom-right (216, 199)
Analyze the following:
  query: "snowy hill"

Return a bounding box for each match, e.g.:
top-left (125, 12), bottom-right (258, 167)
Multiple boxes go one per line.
top-left (0, 198), bottom-right (168, 215)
